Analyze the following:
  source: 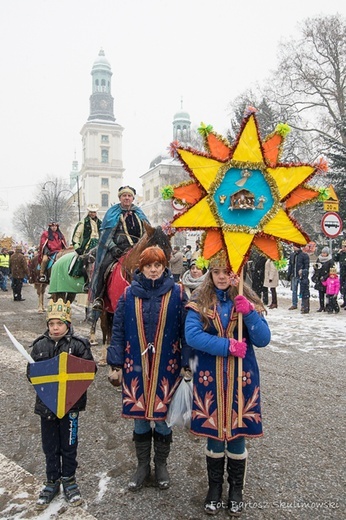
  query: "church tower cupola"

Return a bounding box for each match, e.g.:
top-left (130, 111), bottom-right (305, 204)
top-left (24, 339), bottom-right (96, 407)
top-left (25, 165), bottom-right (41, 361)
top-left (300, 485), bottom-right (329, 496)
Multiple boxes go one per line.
top-left (173, 98), bottom-right (191, 144)
top-left (88, 49), bottom-right (115, 122)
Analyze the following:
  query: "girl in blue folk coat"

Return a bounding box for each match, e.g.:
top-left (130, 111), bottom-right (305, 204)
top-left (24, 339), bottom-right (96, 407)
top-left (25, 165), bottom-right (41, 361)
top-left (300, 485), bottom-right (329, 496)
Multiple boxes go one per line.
top-left (185, 252), bottom-right (270, 517)
top-left (107, 246), bottom-right (188, 492)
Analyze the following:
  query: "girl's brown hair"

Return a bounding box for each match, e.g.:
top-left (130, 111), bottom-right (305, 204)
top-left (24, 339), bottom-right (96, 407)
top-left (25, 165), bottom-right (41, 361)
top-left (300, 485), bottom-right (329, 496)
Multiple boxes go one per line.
top-left (138, 246), bottom-right (167, 271)
top-left (190, 270), bottom-right (266, 329)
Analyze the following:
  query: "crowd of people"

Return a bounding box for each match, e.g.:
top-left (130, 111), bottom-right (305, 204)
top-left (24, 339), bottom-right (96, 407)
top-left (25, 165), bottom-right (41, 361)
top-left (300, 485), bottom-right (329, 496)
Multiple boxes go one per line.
top-left (3, 192), bottom-right (346, 516)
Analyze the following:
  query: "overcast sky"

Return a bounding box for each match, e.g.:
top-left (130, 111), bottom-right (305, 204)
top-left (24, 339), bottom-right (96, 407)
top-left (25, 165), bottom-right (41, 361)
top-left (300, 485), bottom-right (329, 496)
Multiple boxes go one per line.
top-left (0, 0), bottom-right (345, 237)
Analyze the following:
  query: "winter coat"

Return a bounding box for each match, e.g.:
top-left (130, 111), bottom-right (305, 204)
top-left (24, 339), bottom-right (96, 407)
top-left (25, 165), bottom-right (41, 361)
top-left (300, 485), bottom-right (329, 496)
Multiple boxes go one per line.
top-left (299, 269), bottom-right (310, 299)
top-left (39, 229), bottom-right (67, 261)
top-left (107, 269), bottom-right (188, 421)
top-left (251, 255), bottom-right (266, 294)
top-left (334, 250), bottom-right (346, 280)
top-left (322, 276), bottom-right (340, 296)
top-left (72, 215), bottom-right (102, 254)
top-left (185, 290), bottom-right (270, 441)
top-left (287, 249), bottom-right (309, 280)
top-left (9, 252), bottom-right (29, 279)
top-left (169, 250), bottom-right (184, 275)
top-left (312, 255), bottom-right (334, 292)
top-left (28, 327), bottom-right (94, 419)
top-left (263, 259), bottom-right (279, 288)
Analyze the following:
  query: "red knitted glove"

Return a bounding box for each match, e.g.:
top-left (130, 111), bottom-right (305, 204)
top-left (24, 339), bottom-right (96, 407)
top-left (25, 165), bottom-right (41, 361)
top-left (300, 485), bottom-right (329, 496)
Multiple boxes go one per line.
top-left (229, 338), bottom-right (247, 359)
top-left (234, 295), bottom-right (254, 315)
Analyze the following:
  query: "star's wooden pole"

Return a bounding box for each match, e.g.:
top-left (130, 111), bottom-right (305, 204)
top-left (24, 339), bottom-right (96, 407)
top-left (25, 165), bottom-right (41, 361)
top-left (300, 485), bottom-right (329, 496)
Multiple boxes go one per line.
top-left (237, 267), bottom-right (244, 426)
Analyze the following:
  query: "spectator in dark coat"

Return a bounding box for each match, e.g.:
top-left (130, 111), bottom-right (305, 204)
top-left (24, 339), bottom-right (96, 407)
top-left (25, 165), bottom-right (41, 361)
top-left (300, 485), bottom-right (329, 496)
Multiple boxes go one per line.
top-left (9, 246), bottom-right (29, 301)
top-left (251, 254), bottom-right (268, 305)
top-left (287, 245), bottom-right (309, 310)
top-left (299, 268), bottom-right (310, 314)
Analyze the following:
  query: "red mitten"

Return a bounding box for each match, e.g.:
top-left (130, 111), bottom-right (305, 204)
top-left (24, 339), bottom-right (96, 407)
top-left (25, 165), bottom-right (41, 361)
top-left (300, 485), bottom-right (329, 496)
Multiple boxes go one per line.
top-left (229, 338), bottom-right (247, 359)
top-left (234, 295), bottom-right (254, 315)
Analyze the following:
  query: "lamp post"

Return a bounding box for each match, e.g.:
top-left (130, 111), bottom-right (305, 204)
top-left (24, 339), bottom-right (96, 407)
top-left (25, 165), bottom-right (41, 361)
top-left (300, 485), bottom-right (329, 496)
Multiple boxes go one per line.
top-left (76, 175), bottom-right (81, 220)
top-left (42, 180), bottom-right (81, 221)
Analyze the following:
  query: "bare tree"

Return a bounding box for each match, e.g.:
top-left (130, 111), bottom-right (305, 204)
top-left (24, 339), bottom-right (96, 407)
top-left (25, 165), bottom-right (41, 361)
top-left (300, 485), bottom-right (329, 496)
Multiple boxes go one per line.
top-left (12, 204), bottom-right (46, 245)
top-left (267, 15), bottom-right (346, 148)
top-left (267, 15), bottom-right (346, 217)
top-left (12, 176), bottom-right (78, 244)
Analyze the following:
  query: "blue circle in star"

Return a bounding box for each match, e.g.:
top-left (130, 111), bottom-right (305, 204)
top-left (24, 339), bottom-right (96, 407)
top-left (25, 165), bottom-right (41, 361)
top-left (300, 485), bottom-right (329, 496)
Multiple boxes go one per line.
top-left (213, 168), bottom-right (274, 228)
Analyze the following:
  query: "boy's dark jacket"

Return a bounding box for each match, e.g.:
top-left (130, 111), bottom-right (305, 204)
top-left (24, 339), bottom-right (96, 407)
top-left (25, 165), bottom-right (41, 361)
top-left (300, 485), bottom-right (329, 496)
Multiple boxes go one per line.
top-left (27, 326), bottom-right (95, 419)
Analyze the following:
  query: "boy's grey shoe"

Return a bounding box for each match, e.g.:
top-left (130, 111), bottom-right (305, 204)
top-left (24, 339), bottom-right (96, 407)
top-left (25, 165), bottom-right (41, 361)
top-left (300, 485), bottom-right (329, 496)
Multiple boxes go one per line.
top-left (61, 475), bottom-right (82, 506)
top-left (36, 480), bottom-right (60, 509)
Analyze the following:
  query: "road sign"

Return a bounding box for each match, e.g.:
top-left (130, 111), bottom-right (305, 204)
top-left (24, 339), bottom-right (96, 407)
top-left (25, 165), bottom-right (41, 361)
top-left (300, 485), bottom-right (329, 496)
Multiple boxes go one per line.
top-left (323, 201), bottom-right (339, 212)
top-left (321, 212), bottom-right (343, 238)
top-left (323, 185), bottom-right (339, 212)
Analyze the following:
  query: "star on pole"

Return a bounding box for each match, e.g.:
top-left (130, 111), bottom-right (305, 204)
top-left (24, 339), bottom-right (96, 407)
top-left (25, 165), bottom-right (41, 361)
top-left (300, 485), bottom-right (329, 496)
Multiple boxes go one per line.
top-left (165, 109), bottom-right (324, 274)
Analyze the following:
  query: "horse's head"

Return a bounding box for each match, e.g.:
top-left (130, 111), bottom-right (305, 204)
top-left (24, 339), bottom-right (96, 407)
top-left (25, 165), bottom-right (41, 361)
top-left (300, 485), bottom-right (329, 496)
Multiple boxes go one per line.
top-left (144, 222), bottom-right (172, 261)
top-left (122, 223), bottom-right (172, 278)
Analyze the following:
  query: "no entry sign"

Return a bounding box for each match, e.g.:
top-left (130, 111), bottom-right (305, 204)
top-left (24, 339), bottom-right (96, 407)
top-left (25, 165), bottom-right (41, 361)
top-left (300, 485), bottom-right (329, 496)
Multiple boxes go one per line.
top-left (321, 212), bottom-right (343, 238)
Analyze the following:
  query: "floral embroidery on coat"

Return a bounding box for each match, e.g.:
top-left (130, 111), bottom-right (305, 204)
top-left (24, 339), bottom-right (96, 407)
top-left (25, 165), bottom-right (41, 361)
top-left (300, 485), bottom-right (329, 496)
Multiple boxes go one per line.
top-left (123, 377), bottom-right (145, 412)
top-left (192, 387), bottom-right (218, 430)
top-left (232, 386), bottom-right (262, 429)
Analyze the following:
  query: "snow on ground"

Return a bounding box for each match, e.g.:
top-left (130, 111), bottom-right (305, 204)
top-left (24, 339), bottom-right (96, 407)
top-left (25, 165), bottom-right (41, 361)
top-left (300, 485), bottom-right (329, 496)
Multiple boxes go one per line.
top-left (265, 283), bottom-right (345, 354)
top-left (0, 453), bottom-right (97, 520)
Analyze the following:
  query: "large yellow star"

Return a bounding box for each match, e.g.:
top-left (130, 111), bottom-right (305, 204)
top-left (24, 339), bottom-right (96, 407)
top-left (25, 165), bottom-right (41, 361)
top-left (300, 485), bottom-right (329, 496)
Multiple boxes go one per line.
top-left (169, 112), bottom-right (320, 274)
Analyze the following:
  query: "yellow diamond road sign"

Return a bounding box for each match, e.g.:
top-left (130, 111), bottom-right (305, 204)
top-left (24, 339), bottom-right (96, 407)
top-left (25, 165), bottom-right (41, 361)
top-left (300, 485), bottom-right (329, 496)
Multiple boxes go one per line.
top-left (323, 185), bottom-right (339, 212)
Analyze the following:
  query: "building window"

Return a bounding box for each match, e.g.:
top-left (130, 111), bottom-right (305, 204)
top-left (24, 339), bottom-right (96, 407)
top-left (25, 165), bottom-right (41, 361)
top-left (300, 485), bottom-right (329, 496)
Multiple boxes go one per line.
top-left (101, 178), bottom-right (109, 188)
top-left (101, 149), bottom-right (109, 163)
top-left (101, 193), bottom-right (109, 207)
top-left (145, 189), bottom-right (150, 201)
top-left (154, 185), bottom-right (159, 198)
top-left (101, 135), bottom-right (109, 143)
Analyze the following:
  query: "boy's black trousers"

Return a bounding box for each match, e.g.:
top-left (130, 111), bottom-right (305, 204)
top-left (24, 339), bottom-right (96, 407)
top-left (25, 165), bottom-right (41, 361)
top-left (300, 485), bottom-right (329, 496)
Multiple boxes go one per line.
top-left (41, 412), bottom-right (79, 481)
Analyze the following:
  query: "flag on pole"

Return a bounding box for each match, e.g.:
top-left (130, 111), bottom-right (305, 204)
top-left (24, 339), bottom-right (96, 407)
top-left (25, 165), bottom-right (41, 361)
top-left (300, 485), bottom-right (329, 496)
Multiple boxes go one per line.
top-left (28, 352), bottom-right (96, 418)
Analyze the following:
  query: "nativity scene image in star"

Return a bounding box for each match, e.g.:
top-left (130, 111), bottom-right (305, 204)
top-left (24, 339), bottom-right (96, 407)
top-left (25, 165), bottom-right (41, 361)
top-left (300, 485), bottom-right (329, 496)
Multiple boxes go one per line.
top-left (229, 189), bottom-right (255, 210)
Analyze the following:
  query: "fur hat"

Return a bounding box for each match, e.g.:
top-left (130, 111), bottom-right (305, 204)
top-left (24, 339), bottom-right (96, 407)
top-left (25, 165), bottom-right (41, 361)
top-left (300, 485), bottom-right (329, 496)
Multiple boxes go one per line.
top-left (46, 298), bottom-right (72, 323)
top-left (15, 246), bottom-right (23, 253)
top-left (87, 204), bottom-right (99, 212)
top-left (118, 185), bottom-right (136, 197)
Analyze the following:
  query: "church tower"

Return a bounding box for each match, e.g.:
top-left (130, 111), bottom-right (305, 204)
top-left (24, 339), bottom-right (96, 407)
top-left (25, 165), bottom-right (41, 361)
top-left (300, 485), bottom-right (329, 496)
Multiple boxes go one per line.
top-left (172, 98), bottom-right (191, 143)
top-left (78, 49), bottom-right (124, 217)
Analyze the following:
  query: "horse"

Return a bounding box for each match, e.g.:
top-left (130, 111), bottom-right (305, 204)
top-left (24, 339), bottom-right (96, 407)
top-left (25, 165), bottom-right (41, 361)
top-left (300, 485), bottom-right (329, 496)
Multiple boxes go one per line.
top-left (90, 222), bottom-right (172, 364)
top-left (47, 246), bottom-right (96, 304)
top-left (28, 254), bottom-right (54, 313)
top-left (29, 247), bottom-right (80, 312)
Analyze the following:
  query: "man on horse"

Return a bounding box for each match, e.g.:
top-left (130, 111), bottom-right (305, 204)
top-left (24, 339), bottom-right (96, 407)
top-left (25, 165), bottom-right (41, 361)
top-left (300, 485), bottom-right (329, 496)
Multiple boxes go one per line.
top-left (39, 222), bottom-right (67, 283)
top-left (72, 204), bottom-right (102, 256)
top-left (90, 186), bottom-right (150, 312)
top-left (69, 204), bottom-right (102, 280)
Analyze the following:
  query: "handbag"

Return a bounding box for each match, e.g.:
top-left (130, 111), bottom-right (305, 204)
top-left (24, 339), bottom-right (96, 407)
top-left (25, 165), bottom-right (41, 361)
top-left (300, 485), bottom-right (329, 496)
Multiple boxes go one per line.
top-left (166, 378), bottom-right (193, 429)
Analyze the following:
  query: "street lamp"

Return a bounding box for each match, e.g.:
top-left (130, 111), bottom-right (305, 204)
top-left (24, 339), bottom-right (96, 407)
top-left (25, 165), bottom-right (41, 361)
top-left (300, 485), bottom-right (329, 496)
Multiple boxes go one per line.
top-left (42, 180), bottom-right (81, 221)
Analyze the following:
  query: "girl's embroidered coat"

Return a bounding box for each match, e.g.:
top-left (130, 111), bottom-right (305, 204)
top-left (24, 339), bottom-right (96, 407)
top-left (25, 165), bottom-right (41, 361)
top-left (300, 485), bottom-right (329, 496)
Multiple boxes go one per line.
top-left (185, 292), bottom-right (270, 441)
top-left (107, 269), bottom-right (188, 421)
